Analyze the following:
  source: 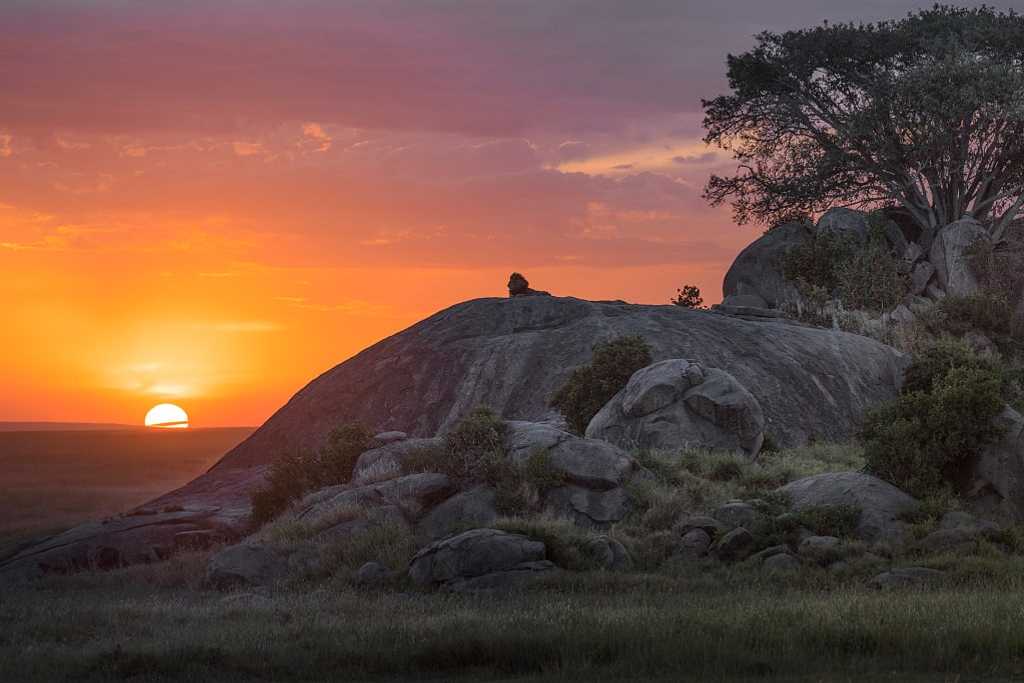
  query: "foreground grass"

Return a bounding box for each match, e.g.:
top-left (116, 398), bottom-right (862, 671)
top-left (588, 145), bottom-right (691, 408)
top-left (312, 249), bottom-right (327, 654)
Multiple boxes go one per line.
top-left (4, 553), bottom-right (1024, 682)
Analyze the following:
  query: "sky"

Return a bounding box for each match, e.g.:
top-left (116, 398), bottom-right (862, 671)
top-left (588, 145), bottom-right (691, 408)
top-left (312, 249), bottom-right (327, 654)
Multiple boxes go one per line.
top-left (0, 0), bottom-right (1004, 427)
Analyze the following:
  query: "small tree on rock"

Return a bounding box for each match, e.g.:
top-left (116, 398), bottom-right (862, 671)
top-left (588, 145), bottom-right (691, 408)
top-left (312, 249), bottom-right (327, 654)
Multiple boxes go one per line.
top-left (672, 285), bottom-right (705, 309)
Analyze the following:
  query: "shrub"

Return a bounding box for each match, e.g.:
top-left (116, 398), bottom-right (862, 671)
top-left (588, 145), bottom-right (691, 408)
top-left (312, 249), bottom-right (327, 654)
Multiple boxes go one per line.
top-left (672, 284), bottom-right (704, 309)
top-left (782, 213), bottom-right (907, 313)
top-left (782, 230), bottom-right (855, 295)
top-left (834, 222), bottom-right (907, 312)
top-left (249, 421), bottom-right (372, 527)
top-left (444, 407), bottom-right (508, 485)
top-left (863, 364), bottom-right (1005, 498)
top-left (931, 292), bottom-right (1014, 339)
top-left (550, 336), bottom-right (653, 435)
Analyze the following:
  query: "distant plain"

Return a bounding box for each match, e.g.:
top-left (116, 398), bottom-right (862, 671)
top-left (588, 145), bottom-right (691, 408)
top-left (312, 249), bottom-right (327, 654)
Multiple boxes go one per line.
top-left (0, 426), bottom-right (253, 556)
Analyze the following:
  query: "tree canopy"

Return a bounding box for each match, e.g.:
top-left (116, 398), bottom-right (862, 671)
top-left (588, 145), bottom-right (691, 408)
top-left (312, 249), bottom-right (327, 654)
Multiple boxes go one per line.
top-left (703, 5), bottom-right (1024, 242)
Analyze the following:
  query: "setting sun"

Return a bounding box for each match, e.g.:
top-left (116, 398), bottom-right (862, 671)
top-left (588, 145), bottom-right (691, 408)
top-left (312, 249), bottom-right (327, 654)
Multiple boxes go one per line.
top-left (144, 403), bottom-right (189, 429)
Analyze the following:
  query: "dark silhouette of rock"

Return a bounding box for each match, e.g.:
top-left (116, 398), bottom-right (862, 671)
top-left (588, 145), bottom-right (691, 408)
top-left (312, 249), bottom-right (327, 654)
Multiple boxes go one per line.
top-left (507, 272), bottom-right (551, 297)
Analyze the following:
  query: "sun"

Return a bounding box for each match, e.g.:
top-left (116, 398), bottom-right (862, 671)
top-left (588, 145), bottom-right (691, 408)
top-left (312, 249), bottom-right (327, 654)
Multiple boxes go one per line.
top-left (145, 403), bottom-right (189, 429)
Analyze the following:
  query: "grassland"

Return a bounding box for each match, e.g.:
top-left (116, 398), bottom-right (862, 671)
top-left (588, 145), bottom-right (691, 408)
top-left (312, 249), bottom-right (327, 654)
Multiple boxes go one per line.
top-left (4, 436), bottom-right (1024, 681)
top-left (3, 550), bottom-right (1024, 682)
top-left (0, 427), bottom-right (252, 558)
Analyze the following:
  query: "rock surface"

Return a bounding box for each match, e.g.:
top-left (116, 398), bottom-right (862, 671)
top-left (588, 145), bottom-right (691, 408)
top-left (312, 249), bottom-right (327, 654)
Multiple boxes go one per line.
top-left (586, 359), bottom-right (764, 456)
top-left (965, 406), bottom-right (1024, 524)
top-left (722, 220), bottom-right (810, 308)
top-left (928, 218), bottom-right (984, 297)
top-left (869, 567), bottom-right (945, 589)
top-left (408, 528), bottom-right (546, 586)
top-left (505, 421), bottom-right (635, 489)
top-left (416, 486), bottom-right (498, 541)
top-left (778, 472), bottom-right (920, 542)
top-left (351, 438), bottom-right (444, 485)
top-left (207, 543), bottom-right (290, 589)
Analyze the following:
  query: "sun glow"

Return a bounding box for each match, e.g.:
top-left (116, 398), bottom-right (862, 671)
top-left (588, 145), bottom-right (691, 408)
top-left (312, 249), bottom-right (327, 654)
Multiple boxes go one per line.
top-left (144, 403), bottom-right (189, 429)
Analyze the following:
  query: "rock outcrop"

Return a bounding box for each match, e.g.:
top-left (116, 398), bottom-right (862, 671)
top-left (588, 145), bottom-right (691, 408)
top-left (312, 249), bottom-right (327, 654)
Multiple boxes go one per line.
top-left (586, 359), bottom-right (764, 456)
top-left (778, 472), bottom-right (920, 543)
top-left (408, 528), bottom-right (552, 589)
top-left (928, 218), bottom-right (984, 297)
top-left (722, 220), bottom-right (810, 308)
top-left (0, 296), bottom-right (905, 578)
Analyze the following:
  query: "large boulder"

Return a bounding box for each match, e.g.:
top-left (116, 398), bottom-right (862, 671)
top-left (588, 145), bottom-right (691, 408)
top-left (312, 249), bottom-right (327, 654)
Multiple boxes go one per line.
top-left (207, 543), bottom-right (290, 589)
top-left (928, 218), bottom-right (984, 297)
top-left (817, 207), bottom-right (907, 253)
top-left (778, 472), bottom-right (920, 543)
top-left (505, 421), bottom-right (635, 489)
top-left (351, 437), bottom-right (444, 485)
top-left (586, 359), bottom-right (764, 457)
top-left (408, 528), bottom-right (547, 586)
top-left (1, 296), bottom-right (906, 578)
top-left (293, 472), bottom-right (453, 527)
top-left (964, 406), bottom-right (1024, 524)
top-left (723, 220), bottom-right (810, 308)
top-left (416, 486), bottom-right (498, 541)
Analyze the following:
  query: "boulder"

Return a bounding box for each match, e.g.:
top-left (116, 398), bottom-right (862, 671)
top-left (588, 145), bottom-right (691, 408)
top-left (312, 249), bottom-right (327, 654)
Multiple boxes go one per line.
top-left (714, 527), bottom-right (755, 562)
top-left (544, 485), bottom-right (630, 528)
top-left (817, 207), bottom-right (871, 243)
top-left (778, 472), bottom-right (920, 543)
top-left (351, 438), bottom-right (444, 485)
top-left (713, 502), bottom-right (762, 529)
top-left (677, 528), bottom-right (712, 559)
top-left (914, 528), bottom-right (979, 555)
top-left (939, 511), bottom-right (999, 534)
top-left (207, 543), bottom-right (290, 589)
top-left (416, 487), bottom-right (498, 541)
top-left (586, 359), bottom-right (764, 457)
top-left (909, 261), bottom-right (935, 296)
top-left (584, 536), bottom-right (633, 571)
top-left (294, 472), bottom-right (453, 528)
top-left (408, 528), bottom-right (546, 586)
top-left (723, 220), bottom-right (810, 308)
top-left (817, 207), bottom-right (907, 253)
top-left (869, 567), bottom-right (945, 589)
top-left (505, 421), bottom-right (635, 489)
top-left (928, 218), bottom-right (985, 297)
top-left (678, 514), bottom-right (729, 539)
top-left (762, 552), bottom-right (802, 574)
top-left (798, 535), bottom-right (842, 564)
top-left (964, 406), bottom-right (1024, 524)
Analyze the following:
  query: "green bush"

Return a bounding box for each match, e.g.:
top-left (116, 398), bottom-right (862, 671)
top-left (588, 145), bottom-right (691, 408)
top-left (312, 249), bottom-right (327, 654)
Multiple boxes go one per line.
top-left (782, 230), bottom-right (855, 295)
top-left (550, 336), bottom-right (653, 435)
top-left (444, 407), bottom-right (508, 485)
top-left (863, 364), bottom-right (1005, 498)
top-left (249, 421), bottom-right (372, 527)
top-left (834, 229), bottom-right (907, 312)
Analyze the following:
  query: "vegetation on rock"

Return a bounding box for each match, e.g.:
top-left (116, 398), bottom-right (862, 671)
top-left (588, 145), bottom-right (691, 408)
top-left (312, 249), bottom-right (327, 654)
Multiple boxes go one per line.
top-left (550, 335), bottom-right (653, 435)
top-left (671, 284), bottom-right (704, 308)
top-left (250, 422), bottom-right (372, 527)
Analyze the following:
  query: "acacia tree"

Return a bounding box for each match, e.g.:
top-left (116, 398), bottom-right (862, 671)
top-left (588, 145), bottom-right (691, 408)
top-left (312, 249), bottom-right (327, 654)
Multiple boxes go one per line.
top-left (703, 6), bottom-right (1024, 244)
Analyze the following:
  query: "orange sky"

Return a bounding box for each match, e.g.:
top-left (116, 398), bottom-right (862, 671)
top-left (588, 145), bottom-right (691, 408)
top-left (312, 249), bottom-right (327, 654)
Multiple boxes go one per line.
top-left (0, 1), bottom-right (808, 426)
